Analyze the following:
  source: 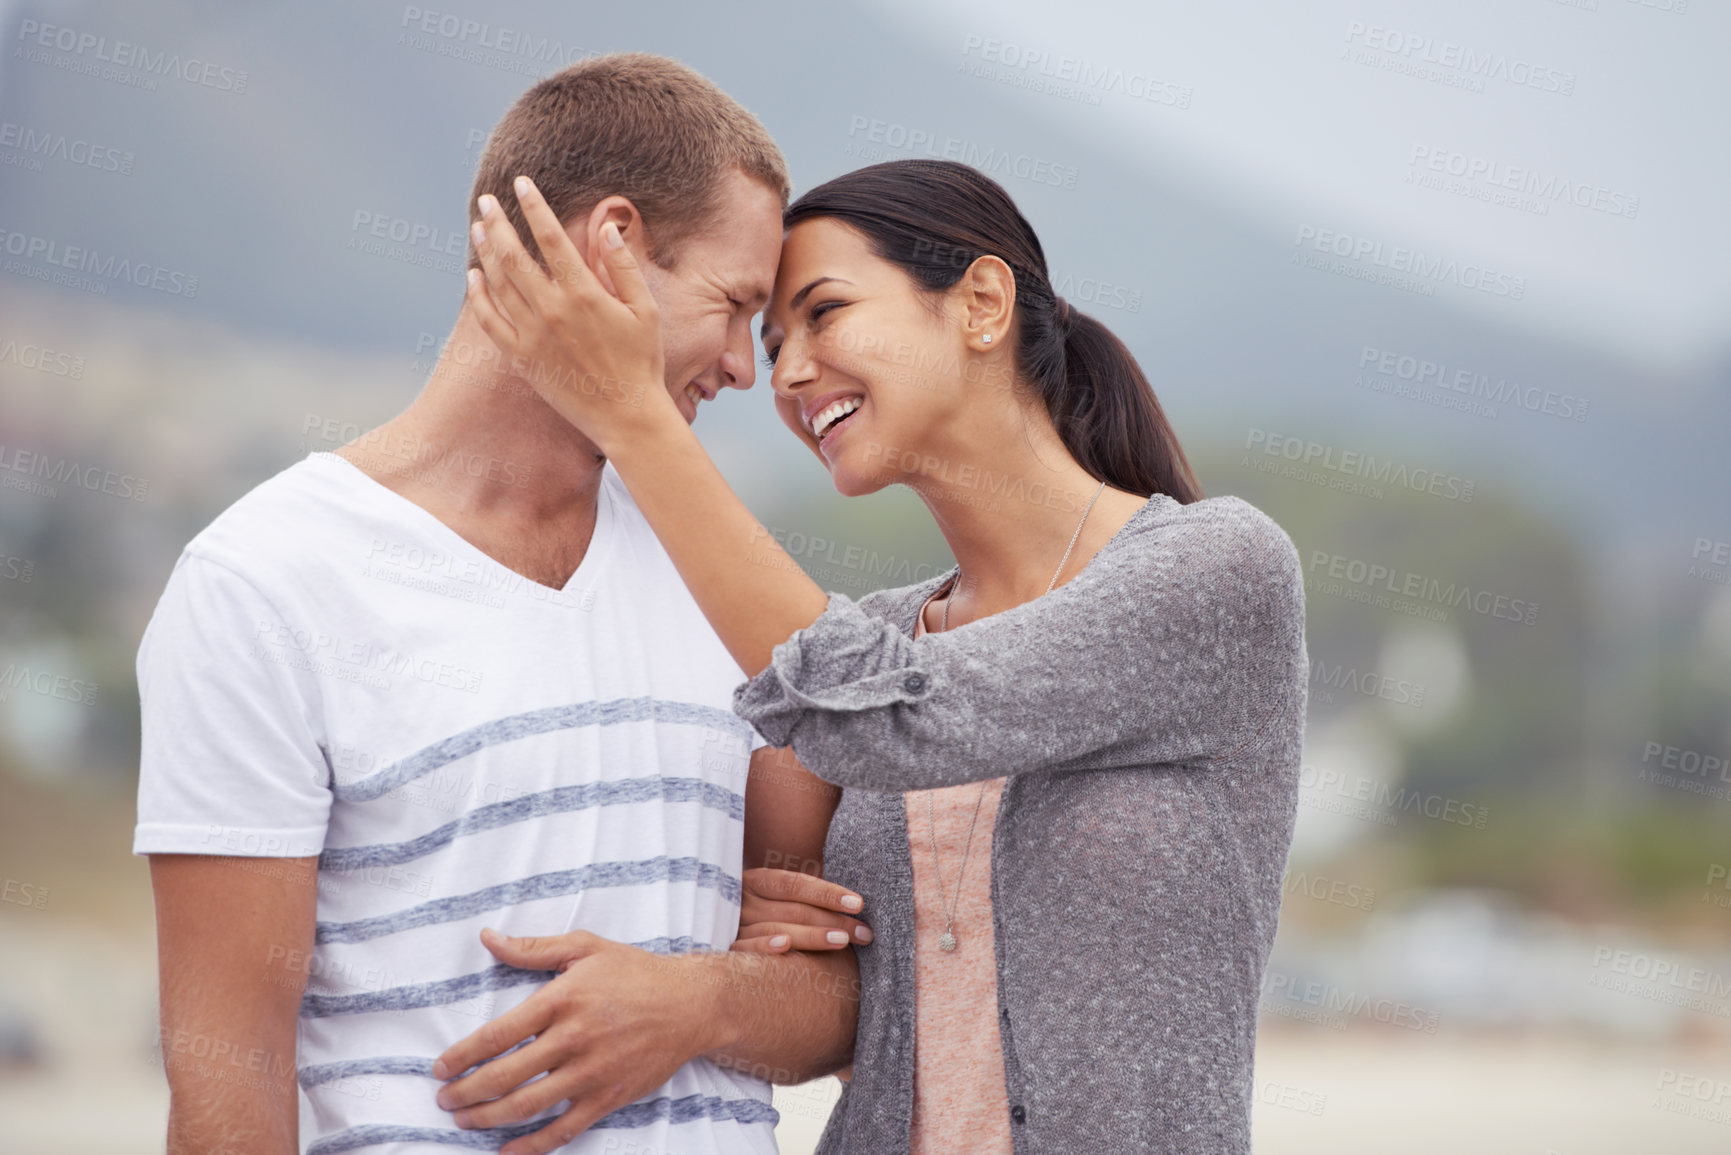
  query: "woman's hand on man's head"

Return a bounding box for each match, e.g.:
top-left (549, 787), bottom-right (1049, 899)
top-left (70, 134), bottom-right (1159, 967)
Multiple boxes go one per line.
top-left (466, 174), bottom-right (675, 455)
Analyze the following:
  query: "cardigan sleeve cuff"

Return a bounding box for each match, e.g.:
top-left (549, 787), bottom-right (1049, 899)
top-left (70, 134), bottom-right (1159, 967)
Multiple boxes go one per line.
top-left (732, 590), bottom-right (935, 747)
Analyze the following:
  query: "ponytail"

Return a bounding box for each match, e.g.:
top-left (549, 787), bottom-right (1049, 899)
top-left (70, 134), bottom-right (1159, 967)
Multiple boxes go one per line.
top-left (784, 159), bottom-right (1203, 504)
top-left (1048, 300), bottom-right (1202, 503)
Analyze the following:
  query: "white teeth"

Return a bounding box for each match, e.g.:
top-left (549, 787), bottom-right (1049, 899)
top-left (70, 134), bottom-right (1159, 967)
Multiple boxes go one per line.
top-left (812, 396), bottom-right (863, 437)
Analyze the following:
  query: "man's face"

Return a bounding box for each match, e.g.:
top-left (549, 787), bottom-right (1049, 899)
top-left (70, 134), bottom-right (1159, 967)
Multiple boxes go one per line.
top-left (642, 170), bottom-right (784, 423)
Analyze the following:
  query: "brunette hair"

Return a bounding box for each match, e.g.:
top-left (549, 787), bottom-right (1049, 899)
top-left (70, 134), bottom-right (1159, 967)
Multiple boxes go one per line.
top-left (783, 160), bottom-right (1201, 502)
top-left (469, 52), bottom-right (789, 271)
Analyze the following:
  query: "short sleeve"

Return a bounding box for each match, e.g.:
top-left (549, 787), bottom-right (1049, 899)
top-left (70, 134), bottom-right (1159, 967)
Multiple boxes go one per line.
top-left (133, 552), bottom-right (332, 857)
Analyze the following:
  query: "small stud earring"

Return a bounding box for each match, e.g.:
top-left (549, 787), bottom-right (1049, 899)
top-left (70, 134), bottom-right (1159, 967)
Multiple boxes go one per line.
top-left (982, 333), bottom-right (993, 344)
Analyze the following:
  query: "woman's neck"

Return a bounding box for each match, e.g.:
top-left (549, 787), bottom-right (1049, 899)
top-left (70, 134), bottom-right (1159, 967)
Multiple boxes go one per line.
top-left (907, 414), bottom-right (1150, 624)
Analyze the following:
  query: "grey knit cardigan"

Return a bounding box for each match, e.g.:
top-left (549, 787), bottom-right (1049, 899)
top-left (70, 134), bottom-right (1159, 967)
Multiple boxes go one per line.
top-left (733, 493), bottom-right (1308, 1154)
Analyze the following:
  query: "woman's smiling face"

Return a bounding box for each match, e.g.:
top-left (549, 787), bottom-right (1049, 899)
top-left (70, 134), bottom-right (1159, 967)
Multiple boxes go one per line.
top-left (759, 218), bottom-right (976, 497)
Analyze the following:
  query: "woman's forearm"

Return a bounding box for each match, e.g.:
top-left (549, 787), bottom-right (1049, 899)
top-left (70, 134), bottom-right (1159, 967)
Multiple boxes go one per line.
top-left (608, 415), bottom-right (830, 676)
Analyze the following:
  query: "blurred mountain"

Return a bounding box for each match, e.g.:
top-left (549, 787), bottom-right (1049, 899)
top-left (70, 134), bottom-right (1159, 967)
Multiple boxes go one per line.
top-left (0, 0), bottom-right (1726, 555)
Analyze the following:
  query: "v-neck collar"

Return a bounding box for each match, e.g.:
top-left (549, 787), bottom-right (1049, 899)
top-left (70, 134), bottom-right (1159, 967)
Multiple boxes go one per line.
top-left (310, 451), bottom-right (615, 597)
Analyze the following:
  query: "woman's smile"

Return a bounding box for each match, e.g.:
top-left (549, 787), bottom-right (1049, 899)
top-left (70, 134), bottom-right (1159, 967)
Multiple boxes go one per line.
top-left (811, 394), bottom-right (868, 456)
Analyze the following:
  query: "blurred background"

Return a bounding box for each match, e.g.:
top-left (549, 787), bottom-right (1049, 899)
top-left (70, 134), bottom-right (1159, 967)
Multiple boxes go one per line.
top-left (2, 0), bottom-right (1728, 1151)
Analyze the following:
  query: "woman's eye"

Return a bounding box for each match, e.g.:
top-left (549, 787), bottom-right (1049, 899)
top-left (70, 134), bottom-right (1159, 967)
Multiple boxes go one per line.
top-left (760, 348), bottom-right (779, 369)
top-left (809, 301), bottom-right (844, 323)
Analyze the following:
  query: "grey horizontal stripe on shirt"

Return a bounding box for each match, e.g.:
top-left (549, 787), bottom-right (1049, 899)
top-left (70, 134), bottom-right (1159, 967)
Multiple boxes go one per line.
top-left (306, 1095), bottom-right (779, 1154)
top-left (334, 698), bottom-right (756, 804)
top-left (307, 1121), bottom-right (547, 1154)
top-left (298, 937), bottom-right (703, 1019)
top-left (319, 778), bottom-right (744, 872)
top-left (314, 858), bottom-right (741, 945)
top-left (299, 1054), bottom-right (438, 1086)
top-left (297, 1038), bottom-right (530, 1088)
top-left (300, 962), bottom-right (555, 1019)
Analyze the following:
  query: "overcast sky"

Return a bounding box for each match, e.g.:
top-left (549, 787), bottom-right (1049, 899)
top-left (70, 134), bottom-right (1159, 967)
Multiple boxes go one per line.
top-left (873, 0), bottom-right (1728, 373)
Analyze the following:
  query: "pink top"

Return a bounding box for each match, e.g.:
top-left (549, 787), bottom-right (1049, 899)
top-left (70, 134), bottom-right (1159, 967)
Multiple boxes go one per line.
top-left (903, 594), bottom-right (1013, 1154)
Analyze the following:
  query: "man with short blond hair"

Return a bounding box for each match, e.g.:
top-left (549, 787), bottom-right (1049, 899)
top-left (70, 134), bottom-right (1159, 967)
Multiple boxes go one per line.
top-left (138, 53), bottom-right (853, 1155)
top-left (468, 52), bottom-right (789, 273)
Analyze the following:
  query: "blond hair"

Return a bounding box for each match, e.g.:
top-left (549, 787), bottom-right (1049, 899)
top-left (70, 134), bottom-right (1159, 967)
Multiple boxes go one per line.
top-left (468, 52), bottom-right (788, 270)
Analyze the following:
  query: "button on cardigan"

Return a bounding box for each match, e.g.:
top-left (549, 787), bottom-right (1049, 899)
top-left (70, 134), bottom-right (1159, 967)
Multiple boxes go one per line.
top-left (734, 493), bottom-right (1309, 1155)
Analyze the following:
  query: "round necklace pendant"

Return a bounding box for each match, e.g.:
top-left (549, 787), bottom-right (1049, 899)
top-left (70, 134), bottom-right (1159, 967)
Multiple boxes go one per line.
top-left (938, 931), bottom-right (957, 952)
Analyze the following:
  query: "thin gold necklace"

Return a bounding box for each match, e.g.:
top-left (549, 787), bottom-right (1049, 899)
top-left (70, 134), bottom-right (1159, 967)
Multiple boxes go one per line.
top-left (924, 478), bottom-right (1108, 953)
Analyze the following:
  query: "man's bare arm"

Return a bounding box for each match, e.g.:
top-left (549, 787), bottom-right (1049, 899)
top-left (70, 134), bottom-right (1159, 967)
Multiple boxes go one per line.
top-left (736, 745), bottom-right (872, 953)
top-left (717, 745), bottom-right (861, 1078)
top-left (698, 937), bottom-right (859, 1083)
top-left (151, 854), bottom-right (317, 1155)
top-left (717, 743), bottom-right (861, 1081)
top-left (744, 743), bottom-right (840, 876)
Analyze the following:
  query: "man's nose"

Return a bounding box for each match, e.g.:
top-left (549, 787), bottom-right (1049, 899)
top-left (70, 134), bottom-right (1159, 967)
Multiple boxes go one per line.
top-left (720, 334), bottom-right (756, 392)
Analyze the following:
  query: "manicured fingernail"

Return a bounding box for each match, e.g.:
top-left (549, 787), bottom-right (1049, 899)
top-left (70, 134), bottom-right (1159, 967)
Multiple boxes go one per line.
top-left (470, 221), bottom-right (486, 247)
top-left (465, 268), bottom-right (479, 290)
top-left (453, 1109), bottom-right (472, 1128)
top-left (514, 175), bottom-right (531, 197)
top-left (840, 894), bottom-right (863, 911)
top-left (770, 935), bottom-right (789, 949)
top-left (854, 925), bottom-right (873, 943)
top-left (827, 930), bottom-right (848, 945)
top-left (602, 222), bottom-right (623, 249)
top-left (432, 1058), bottom-right (450, 1079)
top-left (477, 193), bottom-right (498, 216)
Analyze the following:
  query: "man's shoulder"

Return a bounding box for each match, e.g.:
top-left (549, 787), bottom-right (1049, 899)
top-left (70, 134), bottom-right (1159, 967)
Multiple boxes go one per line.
top-left (180, 453), bottom-right (375, 585)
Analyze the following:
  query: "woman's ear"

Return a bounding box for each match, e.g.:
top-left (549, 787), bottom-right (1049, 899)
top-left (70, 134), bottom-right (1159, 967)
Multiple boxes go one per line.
top-left (581, 196), bottom-right (650, 296)
top-left (961, 255), bottom-right (1016, 350)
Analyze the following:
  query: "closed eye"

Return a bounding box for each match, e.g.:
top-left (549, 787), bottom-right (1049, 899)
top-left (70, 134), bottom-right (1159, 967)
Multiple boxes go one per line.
top-left (759, 300), bottom-right (846, 369)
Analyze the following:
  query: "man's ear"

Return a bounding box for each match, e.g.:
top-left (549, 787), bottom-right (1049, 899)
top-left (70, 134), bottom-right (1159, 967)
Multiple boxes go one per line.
top-left (579, 196), bottom-right (652, 296)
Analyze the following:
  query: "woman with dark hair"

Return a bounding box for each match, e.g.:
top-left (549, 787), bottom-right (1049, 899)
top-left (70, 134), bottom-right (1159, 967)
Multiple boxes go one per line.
top-left (463, 159), bottom-right (1307, 1154)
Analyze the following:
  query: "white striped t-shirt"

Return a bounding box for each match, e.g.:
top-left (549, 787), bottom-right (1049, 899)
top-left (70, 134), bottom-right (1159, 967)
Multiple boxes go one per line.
top-left (134, 451), bottom-right (778, 1155)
